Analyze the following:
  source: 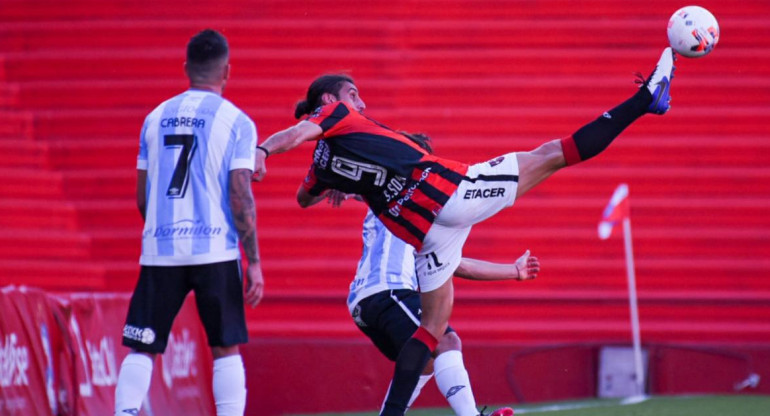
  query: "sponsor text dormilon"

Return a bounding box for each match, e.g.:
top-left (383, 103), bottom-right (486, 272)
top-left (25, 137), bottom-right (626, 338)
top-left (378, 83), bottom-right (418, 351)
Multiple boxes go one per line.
top-left (148, 220), bottom-right (222, 239)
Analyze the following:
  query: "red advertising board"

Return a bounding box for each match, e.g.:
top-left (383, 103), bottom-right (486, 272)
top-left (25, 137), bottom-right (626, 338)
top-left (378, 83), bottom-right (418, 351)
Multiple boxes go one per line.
top-left (0, 287), bottom-right (214, 416)
top-left (0, 286), bottom-right (65, 415)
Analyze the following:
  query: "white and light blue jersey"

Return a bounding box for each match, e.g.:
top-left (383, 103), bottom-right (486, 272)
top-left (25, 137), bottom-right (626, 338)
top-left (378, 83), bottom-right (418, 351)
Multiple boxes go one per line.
top-left (137, 90), bottom-right (257, 266)
top-left (347, 209), bottom-right (418, 313)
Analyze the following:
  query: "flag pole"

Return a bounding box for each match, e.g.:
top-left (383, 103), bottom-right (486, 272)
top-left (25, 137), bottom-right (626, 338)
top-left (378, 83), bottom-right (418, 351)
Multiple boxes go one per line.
top-left (622, 216), bottom-right (645, 398)
top-left (598, 183), bottom-right (646, 400)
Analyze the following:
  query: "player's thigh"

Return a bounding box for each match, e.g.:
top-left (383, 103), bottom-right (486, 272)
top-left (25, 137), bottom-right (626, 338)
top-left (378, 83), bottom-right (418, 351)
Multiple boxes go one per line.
top-left (356, 290), bottom-right (458, 360)
top-left (190, 260), bottom-right (248, 348)
top-left (381, 290), bottom-right (425, 353)
top-left (515, 139), bottom-right (566, 199)
top-left (418, 277), bottom-right (455, 340)
top-left (435, 153), bottom-right (519, 228)
top-left (416, 223), bottom-right (471, 293)
top-left (122, 265), bottom-right (192, 353)
top-left (356, 290), bottom-right (421, 361)
top-left (385, 290), bottom-right (457, 343)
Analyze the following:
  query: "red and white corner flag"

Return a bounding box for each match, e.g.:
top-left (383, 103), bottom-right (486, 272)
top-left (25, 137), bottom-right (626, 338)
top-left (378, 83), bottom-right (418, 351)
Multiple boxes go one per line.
top-left (598, 183), bottom-right (646, 398)
top-left (598, 183), bottom-right (630, 240)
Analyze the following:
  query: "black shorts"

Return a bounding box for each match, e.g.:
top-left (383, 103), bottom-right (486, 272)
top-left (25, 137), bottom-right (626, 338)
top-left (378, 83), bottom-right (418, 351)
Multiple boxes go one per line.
top-left (352, 289), bottom-right (453, 361)
top-left (122, 260), bottom-right (248, 353)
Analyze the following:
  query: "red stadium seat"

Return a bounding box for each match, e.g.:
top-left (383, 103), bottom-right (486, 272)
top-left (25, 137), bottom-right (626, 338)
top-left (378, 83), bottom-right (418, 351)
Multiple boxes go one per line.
top-left (1, 0), bottom-right (769, 346)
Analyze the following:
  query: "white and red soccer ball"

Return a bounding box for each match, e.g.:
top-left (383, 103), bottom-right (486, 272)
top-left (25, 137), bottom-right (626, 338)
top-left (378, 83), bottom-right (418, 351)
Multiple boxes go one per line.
top-left (667, 6), bottom-right (720, 58)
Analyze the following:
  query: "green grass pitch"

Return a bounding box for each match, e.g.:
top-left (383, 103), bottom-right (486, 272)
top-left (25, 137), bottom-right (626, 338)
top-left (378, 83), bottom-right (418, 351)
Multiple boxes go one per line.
top-left (291, 395), bottom-right (770, 416)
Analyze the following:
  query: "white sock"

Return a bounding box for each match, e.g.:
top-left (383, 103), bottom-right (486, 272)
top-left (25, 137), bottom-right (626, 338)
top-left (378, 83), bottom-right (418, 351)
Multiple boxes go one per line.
top-left (213, 355), bottom-right (247, 416)
top-left (380, 374), bottom-right (433, 413)
top-left (114, 353), bottom-right (153, 415)
top-left (434, 350), bottom-right (478, 416)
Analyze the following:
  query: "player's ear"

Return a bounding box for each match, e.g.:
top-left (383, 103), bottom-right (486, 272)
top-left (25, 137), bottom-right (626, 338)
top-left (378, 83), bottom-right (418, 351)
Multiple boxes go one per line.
top-left (223, 63), bottom-right (231, 81)
top-left (321, 92), bottom-right (338, 105)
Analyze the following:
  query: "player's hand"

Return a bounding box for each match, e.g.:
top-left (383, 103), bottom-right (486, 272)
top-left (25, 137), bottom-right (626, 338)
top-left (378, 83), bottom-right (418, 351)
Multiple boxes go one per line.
top-left (514, 250), bottom-right (540, 281)
top-left (325, 190), bottom-right (357, 207)
top-left (244, 262), bottom-right (264, 307)
top-left (252, 152), bottom-right (267, 182)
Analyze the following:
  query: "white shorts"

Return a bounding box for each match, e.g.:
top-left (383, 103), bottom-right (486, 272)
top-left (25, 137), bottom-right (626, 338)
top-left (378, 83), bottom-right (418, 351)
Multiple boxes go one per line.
top-left (415, 152), bottom-right (520, 292)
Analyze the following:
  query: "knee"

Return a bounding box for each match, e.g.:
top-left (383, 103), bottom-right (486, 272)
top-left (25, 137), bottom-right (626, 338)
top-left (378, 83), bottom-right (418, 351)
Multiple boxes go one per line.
top-left (533, 139), bottom-right (568, 169)
top-left (420, 320), bottom-right (449, 341)
top-left (434, 331), bottom-right (462, 356)
top-left (515, 140), bottom-right (567, 198)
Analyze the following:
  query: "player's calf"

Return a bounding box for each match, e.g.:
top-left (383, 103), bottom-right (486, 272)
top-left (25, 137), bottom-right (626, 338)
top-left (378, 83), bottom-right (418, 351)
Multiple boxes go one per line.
top-left (561, 48), bottom-right (676, 166)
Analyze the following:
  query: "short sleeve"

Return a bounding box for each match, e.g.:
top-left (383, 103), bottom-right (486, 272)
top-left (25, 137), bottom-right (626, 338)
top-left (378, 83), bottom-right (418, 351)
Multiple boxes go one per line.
top-left (305, 102), bottom-right (351, 134)
top-left (301, 165), bottom-right (328, 196)
top-left (137, 117), bottom-right (149, 170)
top-left (230, 113), bottom-right (258, 171)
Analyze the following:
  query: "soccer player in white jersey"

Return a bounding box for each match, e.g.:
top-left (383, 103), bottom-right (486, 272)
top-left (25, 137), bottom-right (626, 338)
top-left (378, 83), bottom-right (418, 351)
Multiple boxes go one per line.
top-left (348, 208), bottom-right (538, 416)
top-left (115, 29), bottom-right (263, 416)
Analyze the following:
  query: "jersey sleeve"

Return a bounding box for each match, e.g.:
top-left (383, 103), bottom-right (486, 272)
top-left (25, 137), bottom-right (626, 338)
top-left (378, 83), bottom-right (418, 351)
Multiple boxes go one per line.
top-left (230, 113), bottom-right (258, 171)
top-left (137, 117), bottom-right (150, 170)
top-left (300, 165), bottom-right (328, 196)
top-left (305, 102), bottom-right (352, 136)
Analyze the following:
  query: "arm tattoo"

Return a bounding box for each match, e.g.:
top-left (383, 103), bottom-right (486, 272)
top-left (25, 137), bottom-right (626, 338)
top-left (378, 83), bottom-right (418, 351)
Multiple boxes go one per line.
top-left (229, 169), bottom-right (259, 264)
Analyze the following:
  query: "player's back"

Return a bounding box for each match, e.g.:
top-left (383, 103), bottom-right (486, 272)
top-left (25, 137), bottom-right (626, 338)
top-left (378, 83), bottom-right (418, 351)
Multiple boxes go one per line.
top-left (305, 102), bottom-right (469, 249)
top-left (137, 90), bottom-right (257, 266)
top-left (347, 209), bottom-right (418, 313)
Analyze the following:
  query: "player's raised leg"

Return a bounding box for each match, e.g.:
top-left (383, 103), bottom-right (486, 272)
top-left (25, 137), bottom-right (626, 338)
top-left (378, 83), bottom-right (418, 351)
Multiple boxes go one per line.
top-left (516, 47), bottom-right (676, 199)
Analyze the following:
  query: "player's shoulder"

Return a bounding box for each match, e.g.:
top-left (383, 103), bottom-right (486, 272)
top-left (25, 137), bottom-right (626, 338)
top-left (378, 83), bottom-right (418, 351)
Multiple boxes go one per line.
top-left (143, 91), bottom-right (187, 123)
top-left (310, 101), bottom-right (355, 119)
top-left (218, 96), bottom-right (256, 126)
top-left (217, 95), bottom-right (243, 113)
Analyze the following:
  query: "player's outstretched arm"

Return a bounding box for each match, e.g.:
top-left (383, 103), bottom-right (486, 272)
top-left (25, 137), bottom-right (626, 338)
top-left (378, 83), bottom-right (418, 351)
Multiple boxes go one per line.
top-left (454, 250), bottom-right (539, 281)
top-left (297, 188), bottom-right (359, 208)
top-left (296, 186), bottom-right (329, 208)
top-left (324, 189), bottom-right (359, 207)
top-left (252, 121), bottom-right (323, 182)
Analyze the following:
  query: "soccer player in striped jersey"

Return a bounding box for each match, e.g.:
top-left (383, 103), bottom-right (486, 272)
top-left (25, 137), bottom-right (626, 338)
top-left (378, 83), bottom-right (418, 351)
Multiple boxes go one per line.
top-left (115, 29), bottom-right (262, 416)
top-left (350, 207), bottom-right (538, 416)
top-left (317, 133), bottom-right (538, 416)
top-left (253, 48), bottom-right (675, 416)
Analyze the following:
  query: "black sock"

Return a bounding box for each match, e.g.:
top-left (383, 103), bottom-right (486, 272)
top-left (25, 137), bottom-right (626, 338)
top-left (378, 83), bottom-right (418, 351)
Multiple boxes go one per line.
top-left (380, 337), bottom-right (433, 416)
top-left (561, 88), bottom-right (651, 165)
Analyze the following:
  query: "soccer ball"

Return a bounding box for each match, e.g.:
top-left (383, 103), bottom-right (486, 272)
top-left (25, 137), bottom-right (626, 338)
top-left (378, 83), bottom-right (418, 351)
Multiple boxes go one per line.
top-left (667, 6), bottom-right (720, 58)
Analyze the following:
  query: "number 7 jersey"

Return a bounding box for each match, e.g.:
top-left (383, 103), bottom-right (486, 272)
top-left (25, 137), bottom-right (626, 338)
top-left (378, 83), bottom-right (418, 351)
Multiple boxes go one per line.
top-left (137, 90), bottom-right (257, 266)
top-left (302, 102), bottom-right (469, 251)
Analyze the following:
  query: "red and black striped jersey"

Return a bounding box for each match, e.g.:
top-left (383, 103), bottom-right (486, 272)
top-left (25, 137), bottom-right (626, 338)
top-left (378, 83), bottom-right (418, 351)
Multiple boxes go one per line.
top-left (301, 102), bottom-right (469, 250)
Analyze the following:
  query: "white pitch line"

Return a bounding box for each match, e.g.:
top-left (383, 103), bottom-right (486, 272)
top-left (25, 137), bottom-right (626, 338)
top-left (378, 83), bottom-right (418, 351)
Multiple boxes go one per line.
top-left (514, 396), bottom-right (650, 414)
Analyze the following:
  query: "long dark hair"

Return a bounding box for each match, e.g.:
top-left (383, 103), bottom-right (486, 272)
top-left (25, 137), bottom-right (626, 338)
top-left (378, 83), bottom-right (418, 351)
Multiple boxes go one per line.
top-left (399, 131), bottom-right (433, 154)
top-left (294, 74), bottom-right (355, 119)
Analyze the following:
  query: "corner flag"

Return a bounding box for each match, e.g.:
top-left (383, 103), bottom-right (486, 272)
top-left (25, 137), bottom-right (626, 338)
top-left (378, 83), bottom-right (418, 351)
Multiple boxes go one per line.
top-left (598, 183), bottom-right (630, 240)
top-left (598, 183), bottom-right (646, 398)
